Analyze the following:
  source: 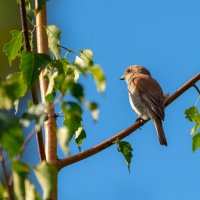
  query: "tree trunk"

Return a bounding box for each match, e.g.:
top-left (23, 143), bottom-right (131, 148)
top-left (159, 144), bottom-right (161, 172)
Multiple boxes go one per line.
top-left (35, 1), bottom-right (58, 199)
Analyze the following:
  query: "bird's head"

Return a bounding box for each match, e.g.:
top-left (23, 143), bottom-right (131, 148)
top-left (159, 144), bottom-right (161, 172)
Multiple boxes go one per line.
top-left (120, 65), bottom-right (151, 82)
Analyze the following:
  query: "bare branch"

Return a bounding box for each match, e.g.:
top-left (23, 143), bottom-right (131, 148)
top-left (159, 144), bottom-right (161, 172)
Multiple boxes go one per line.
top-left (58, 72), bottom-right (200, 170)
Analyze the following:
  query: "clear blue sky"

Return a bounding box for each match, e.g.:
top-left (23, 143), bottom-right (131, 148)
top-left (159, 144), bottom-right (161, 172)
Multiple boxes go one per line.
top-left (47, 0), bottom-right (200, 199)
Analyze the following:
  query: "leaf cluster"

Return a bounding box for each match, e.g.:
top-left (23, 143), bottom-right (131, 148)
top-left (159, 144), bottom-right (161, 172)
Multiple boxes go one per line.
top-left (0, 0), bottom-right (107, 198)
top-left (185, 105), bottom-right (200, 152)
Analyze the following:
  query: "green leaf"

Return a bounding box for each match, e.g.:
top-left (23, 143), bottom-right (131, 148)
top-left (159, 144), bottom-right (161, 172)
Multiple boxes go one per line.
top-left (44, 68), bottom-right (58, 102)
top-left (46, 25), bottom-right (61, 59)
top-left (85, 101), bottom-right (99, 121)
top-left (0, 113), bottom-right (23, 158)
top-left (192, 132), bottom-right (200, 152)
top-left (3, 30), bottom-right (22, 66)
top-left (28, 100), bottom-right (34, 108)
top-left (191, 123), bottom-right (199, 136)
top-left (74, 49), bottom-right (93, 73)
top-left (89, 65), bottom-right (106, 92)
top-left (0, 82), bottom-right (23, 110)
top-left (45, 60), bottom-right (75, 95)
top-left (25, 179), bottom-right (41, 200)
top-left (20, 51), bottom-right (51, 89)
top-left (70, 83), bottom-right (84, 102)
top-left (57, 127), bottom-right (69, 155)
top-left (45, 92), bottom-right (56, 103)
top-left (75, 126), bottom-right (86, 151)
top-left (21, 103), bottom-right (47, 131)
top-left (12, 160), bottom-right (30, 174)
top-left (62, 102), bottom-right (82, 143)
top-left (12, 160), bottom-right (29, 200)
top-left (2, 72), bottom-right (28, 111)
top-left (185, 106), bottom-right (200, 135)
top-left (6, 72), bottom-right (28, 98)
top-left (34, 161), bottom-right (56, 199)
top-left (116, 139), bottom-right (133, 172)
top-left (185, 106), bottom-right (200, 122)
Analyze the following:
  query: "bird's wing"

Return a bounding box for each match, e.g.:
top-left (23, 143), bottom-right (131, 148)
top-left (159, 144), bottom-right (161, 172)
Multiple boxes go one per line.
top-left (134, 75), bottom-right (165, 120)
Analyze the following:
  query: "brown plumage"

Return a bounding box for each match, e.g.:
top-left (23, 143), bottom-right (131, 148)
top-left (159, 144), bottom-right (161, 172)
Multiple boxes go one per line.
top-left (120, 65), bottom-right (167, 146)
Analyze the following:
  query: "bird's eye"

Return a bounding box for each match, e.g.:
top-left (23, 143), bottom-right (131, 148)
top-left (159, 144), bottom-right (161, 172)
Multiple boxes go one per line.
top-left (127, 69), bottom-right (131, 73)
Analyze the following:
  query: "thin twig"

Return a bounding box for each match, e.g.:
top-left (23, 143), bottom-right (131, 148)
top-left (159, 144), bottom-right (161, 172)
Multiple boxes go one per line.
top-left (58, 72), bottom-right (200, 170)
top-left (0, 147), bottom-right (13, 200)
top-left (194, 84), bottom-right (200, 95)
top-left (59, 45), bottom-right (89, 61)
top-left (59, 44), bottom-right (94, 62)
top-left (19, 0), bottom-right (46, 161)
top-left (17, 129), bottom-right (35, 160)
top-left (31, 84), bottom-right (46, 161)
top-left (59, 45), bottom-right (75, 53)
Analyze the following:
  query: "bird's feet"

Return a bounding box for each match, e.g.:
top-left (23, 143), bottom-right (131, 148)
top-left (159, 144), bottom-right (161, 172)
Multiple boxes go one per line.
top-left (134, 117), bottom-right (144, 130)
top-left (135, 116), bottom-right (144, 123)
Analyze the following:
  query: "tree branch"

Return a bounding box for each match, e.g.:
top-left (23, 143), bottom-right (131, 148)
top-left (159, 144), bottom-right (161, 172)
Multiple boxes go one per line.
top-left (0, 147), bottom-right (13, 200)
top-left (19, 0), bottom-right (46, 161)
top-left (58, 72), bottom-right (200, 170)
top-left (35, 1), bottom-right (58, 199)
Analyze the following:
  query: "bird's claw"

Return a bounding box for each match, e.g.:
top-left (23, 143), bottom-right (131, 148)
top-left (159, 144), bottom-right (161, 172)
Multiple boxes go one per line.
top-left (135, 117), bottom-right (143, 123)
top-left (134, 117), bottom-right (144, 130)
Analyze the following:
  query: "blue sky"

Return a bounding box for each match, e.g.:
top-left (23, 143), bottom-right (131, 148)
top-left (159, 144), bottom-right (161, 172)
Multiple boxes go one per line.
top-left (47, 0), bottom-right (200, 199)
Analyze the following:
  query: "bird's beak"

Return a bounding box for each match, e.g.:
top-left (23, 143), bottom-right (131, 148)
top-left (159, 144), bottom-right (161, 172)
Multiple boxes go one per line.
top-left (120, 75), bottom-right (125, 80)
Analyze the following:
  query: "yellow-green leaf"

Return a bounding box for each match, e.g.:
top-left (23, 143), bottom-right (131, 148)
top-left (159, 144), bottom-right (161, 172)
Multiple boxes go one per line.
top-left (57, 127), bottom-right (69, 155)
top-left (25, 179), bottom-right (41, 200)
top-left (192, 132), bottom-right (200, 152)
top-left (75, 126), bottom-right (86, 151)
top-left (0, 182), bottom-right (7, 199)
top-left (12, 161), bottom-right (29, 200)
top-left (89, 65), bottom-right (106, 92)
top-left (46, 25), bottom-right (61, 59)
top-left (80, 49), bottom-right (93, 66)
top-left (34, 161), bottom-right (56, 199)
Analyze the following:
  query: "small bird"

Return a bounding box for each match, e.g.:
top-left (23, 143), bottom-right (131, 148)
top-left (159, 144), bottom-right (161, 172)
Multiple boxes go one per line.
top-left (120, 65), bottom-right (167, 146)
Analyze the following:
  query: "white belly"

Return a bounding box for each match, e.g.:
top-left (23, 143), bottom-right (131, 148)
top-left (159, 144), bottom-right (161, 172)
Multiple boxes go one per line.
top-left (128, 92), bottom-right (149, 120)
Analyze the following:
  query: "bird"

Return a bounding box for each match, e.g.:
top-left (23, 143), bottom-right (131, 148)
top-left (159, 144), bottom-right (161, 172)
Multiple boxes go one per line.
top-left (120, 65), bottom-right (167, 146)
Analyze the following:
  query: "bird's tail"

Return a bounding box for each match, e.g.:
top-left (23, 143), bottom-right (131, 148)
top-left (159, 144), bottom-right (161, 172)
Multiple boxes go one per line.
top-left (153, 118), bottom-right (167, 146)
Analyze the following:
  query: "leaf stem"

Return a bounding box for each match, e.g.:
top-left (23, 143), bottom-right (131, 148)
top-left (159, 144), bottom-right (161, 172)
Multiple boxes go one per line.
top-left (59, 45), bottom-right (75, 53)
top-left (194, 84), bottom-right (200, 95)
